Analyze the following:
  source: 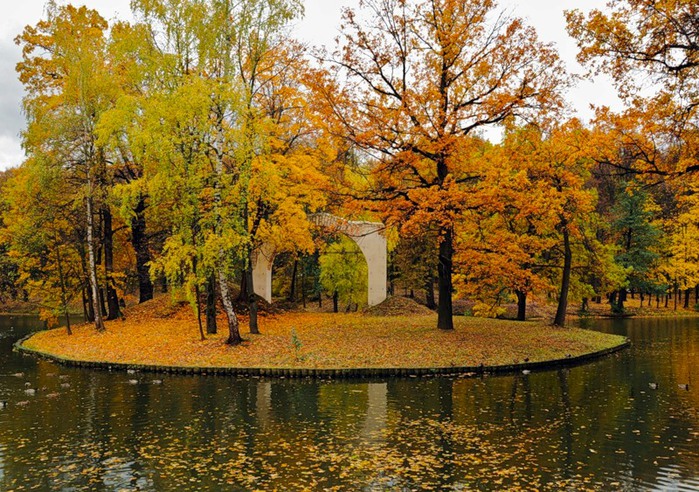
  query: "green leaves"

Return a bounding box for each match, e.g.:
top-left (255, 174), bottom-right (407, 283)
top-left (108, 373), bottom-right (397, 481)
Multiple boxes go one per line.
top-left (319, 238), bottom-right (368, 309)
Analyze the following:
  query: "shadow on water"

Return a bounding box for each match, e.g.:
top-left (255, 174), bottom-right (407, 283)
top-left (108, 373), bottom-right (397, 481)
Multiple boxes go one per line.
top-left (0, 316), bottom-right (698, 490)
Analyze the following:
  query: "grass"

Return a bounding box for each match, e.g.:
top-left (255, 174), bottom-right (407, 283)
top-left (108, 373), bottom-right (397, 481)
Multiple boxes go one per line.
top-left (21, 299), bottom-right (627, 371)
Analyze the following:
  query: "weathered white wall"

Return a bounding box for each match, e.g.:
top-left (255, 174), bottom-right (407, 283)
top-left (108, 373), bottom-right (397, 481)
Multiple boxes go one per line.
top-left (251, 243), bottom-right (275, 304)
top-left (348, 221), bottom-right (388, 307)
top-left (251, 214), bottom-right (388, 306)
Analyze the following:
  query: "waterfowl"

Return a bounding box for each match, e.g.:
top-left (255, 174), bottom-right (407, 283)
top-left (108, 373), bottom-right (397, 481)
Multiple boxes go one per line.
top-left (649, 382), bottom-right (658, 390)
top-left (679, 383), bottom-right (689, 391)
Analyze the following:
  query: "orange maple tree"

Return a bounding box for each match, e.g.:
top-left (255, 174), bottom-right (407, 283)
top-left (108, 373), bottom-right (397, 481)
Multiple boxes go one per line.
top-left (314, 0), bottom-right (569, 330)
top-left (568, 1), bottom-right (699, 179)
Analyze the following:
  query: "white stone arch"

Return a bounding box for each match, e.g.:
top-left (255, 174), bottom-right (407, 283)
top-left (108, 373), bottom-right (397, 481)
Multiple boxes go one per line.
top-left (252, 213), bottom-right (388, 306)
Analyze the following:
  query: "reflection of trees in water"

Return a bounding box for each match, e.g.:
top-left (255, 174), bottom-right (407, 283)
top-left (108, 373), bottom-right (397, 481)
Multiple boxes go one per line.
top-left (2, 318), bottom-right (699, 489)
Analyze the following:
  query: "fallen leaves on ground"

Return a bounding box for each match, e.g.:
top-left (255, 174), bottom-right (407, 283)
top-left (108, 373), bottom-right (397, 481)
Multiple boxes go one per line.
top-left (23, 299), bottom-right (626, 370)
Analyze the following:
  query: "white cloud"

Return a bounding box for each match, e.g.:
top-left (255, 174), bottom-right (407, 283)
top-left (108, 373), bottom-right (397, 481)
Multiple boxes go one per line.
top-left (0, 135), bottom-right (25, 170)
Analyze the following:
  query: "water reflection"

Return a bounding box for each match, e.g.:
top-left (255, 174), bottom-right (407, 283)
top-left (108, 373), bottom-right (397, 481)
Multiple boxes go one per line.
top-left (0, 317), bottom-right (697, 490)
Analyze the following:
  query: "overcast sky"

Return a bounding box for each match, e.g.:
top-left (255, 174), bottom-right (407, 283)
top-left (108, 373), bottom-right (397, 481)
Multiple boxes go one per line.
top-left (0, 0), bottom-right (618, 170)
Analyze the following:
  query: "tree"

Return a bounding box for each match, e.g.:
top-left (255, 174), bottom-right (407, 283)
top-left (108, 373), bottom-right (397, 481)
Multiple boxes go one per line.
top-left (610, 183), bottom-right (663, 311)
top-left (16, 3), bottom-right (120, 331)
top-left (392, 231), bottom-right (439, 309)
top-left (489, 122), bottom-right (596, 326)
top-left (567, 1), bottom-right (699, 102)
top-left (2, 159), bottom-right (84, 334)
top-left (96, 21), bottom-right (160, 304)
top-left (568, 1), bottom-right (699, 180)
top-left (0, 170), bottom-right (21, 303)
top-left (457, 138), bottom-right (558, 321)
top-left (130, 0), bottom-right (317, 344)
top-left (316, 0), bottom-right (568, 330)
top-left (319, 237), bottom-right (368, 312)
top-left (658, 190), bottom-right (699, 309)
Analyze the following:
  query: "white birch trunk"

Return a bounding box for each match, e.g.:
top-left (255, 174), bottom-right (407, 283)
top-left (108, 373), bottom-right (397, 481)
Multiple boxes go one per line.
top-left (86, 190), bottom-right (105, 332)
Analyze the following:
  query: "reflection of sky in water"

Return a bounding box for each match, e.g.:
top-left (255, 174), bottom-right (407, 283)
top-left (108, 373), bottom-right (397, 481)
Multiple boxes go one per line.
top-left (0, 316), bottom-right (697, 490)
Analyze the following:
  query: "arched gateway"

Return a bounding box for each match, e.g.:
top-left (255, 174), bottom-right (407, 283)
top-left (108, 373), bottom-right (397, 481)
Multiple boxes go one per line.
top-left (252, 213), bottom-right (388, 306)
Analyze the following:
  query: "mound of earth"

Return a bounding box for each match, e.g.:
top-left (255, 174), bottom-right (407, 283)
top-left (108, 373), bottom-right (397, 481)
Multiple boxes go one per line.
top-left (364, 296), bottom-right (434, 316)
top-left (123, 295), bottom-right (190, 321)
top-left (123, 292), bottom-right (281, 322)
top-left (452, 299), bottom-right (476, 316)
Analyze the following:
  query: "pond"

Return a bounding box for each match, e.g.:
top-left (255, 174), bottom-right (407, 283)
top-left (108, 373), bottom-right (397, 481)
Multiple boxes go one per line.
top-left (0, 315), bottom-right (697, 490)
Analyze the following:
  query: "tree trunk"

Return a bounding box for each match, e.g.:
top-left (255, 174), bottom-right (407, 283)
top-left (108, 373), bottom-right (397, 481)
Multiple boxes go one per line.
top-left (665, 293), bottom-right (669, 308)
top-left (515, 290), bottom-right (527, 321)
top-left (333, 290), bottom-right (339, 313)
top-left (55, 243), bottom-right (72, 335)
top-left (581, 297), bottom-right (589, 313)
top-left (238, 272), bottom-right (248, 302)
top-left (288, 259), bottom-right (297, 302)
top-left (131, 196), bottom-right (154, 303)
top-left (553, 226), bottom-right (572, 327)
top-left (206, 274), bottom-right (217, 335)
top-left (247, 264), bottom-right (259, 335)
top-left (674, 285), bottom-right (678, 311)
top-left (425, 273), bottom-right (436, 310)
top-left (301, 267), bottom-right (306, 309)
top-left (684, 288), bottom-right (691, 309)
top-left (99, 288), bottom-right (108, 317)
top-left (86, 194), bottom-right (105, 331)
top-left (82, 287), bottom-right (92, 323)
top-left (437, 228), bottom-right (454, 330)
top-left (618, 288), bottom-right (627, 312)
top-left (194, 283), bottom-right (205, 341)
top-left (102, 205), bottom-right (120, 320)
top-left (218, 268), bottom-right (242, 345)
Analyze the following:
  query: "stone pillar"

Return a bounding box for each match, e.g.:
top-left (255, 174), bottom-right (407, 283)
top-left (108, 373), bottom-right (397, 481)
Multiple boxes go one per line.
top-left (349, 222), bottom-right (387, 307)
top-left (252, 244), bottom-right (275, 303)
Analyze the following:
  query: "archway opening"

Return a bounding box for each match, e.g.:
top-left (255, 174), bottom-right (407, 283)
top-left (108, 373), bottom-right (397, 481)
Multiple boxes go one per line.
top-left (251, 214), bottom-right (387, 307)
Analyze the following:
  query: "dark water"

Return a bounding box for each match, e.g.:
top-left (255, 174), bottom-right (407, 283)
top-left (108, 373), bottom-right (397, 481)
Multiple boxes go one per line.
top-left (0, 315), bottom-right (698, 491)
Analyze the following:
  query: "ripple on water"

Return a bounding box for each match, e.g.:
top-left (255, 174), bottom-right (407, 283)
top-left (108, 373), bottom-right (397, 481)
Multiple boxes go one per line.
top-left (0, 317), bottom-right (699, 490)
